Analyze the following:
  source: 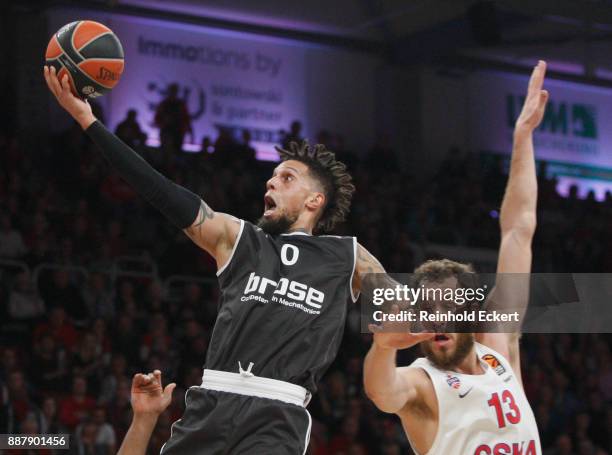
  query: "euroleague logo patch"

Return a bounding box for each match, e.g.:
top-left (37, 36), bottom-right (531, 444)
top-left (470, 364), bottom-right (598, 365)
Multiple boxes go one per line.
top-left (446, 374), bottom-right (461, 389)
top-left (482, 354), bottom-right (506, 376)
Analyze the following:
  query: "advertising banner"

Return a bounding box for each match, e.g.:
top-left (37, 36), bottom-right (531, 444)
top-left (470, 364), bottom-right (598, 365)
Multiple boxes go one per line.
top-left (469, 71), bottom-right (612, 199)
top-left (49, 12), bottom-right (308, 159)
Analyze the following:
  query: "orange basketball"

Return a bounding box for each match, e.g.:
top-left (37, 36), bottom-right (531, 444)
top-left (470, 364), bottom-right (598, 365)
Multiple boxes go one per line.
top-left (45, 20), bottom-right (124, 99)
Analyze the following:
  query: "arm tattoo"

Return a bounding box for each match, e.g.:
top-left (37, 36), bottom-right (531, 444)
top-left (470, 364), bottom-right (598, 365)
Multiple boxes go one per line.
top-left (192, 201), bottom-right (215, 227)
top-left (358, 245), bottom-right (384, 274)
top-left (357, 244), bottom-right (404, 292)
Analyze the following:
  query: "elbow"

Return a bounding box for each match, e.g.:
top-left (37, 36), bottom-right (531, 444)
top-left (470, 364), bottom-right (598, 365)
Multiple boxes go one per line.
top-left (363, 382), bottom-right (377, 403)
top-left (364, 387), bottom-right (401, 414)
top-left (500, 212), bottom-right (537, 239)
top-left (363, 379), bottom-right (375, 401)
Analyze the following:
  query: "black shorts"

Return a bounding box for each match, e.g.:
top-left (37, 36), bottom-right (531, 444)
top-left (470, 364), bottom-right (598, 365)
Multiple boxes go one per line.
top-left (160, 387), bottom-right (312, 454)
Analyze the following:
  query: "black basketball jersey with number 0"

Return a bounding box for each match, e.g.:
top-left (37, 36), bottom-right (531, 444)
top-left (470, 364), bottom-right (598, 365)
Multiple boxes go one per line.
top-left (205, 220), bottom-right (358, 393)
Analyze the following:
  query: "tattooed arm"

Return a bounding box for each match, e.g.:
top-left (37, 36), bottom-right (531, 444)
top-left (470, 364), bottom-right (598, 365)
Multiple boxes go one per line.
top-left (352, 243), bottom-right (385, 295)
top-left (183, 203), bottom-right (241, 269)
top-left (353, 243), bottom-right (408, 302)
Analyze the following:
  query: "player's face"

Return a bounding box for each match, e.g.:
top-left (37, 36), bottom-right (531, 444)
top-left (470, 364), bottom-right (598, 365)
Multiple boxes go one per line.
top-left (257, 160), bottom-right (318, 234)
top-left (418, 276), bottom-right (475, 369)
top-left (421, 332), bottom-right (475, 370)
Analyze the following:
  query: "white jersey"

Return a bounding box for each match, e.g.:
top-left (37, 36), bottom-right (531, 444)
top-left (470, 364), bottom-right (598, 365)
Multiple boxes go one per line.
top-left (409, 342), bottom-right (541, 455)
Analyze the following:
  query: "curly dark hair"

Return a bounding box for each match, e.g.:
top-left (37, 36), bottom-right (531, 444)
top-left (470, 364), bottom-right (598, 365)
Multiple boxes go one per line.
top-left (414, 259), bottom-right (478, 289)
top-left (275, 141), bottom-right (355, 233)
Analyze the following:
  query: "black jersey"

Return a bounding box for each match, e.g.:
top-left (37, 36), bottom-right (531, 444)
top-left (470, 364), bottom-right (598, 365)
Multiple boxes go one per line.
top-left (205, 220), bottom-right (357, 393)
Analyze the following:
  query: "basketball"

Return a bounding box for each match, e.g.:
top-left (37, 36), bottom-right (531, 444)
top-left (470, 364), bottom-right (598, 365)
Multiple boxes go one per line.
top-left (45, 20), bottom-right (124, 99)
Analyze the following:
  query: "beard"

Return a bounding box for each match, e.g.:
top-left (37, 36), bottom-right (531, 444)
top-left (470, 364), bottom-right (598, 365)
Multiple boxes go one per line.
top-left (256, 211), bottom-right (298, 235)
top-left (420, 333), bottom-right (475, 370)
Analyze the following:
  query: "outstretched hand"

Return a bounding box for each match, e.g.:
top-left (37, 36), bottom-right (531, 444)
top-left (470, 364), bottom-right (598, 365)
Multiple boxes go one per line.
top-left (130, 370), bottom-right (176, 416)
top-left (43, 66), bottom-right (96, 130)
top-left (515, 60), bottom-right (549, 136)
top-left (369, 304), bottom-right (434, 350)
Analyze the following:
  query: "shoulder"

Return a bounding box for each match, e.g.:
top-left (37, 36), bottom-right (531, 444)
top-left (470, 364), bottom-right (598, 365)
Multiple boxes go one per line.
top-left (232, 219), bottom-right (265, 243)
top-left (397, 364), bottom-right (433, 387)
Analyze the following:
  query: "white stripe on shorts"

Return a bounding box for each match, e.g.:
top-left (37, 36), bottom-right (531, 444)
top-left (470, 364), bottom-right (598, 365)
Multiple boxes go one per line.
top-left (200, 368), bottom-right (310, 407)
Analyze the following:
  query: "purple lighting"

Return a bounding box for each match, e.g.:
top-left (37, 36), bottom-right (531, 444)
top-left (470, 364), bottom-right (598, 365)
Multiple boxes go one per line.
top-left (93, 11), bottom-right (308, 162)
top-left (119, 0), bottom-right (351, 43)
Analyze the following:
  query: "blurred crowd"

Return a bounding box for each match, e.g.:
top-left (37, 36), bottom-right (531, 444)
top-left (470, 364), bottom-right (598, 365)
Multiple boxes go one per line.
top-left (0, 114), bottom-right (610, 454)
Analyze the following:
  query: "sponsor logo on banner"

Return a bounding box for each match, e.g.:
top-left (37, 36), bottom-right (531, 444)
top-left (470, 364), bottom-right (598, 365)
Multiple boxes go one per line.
top-left (482, 354), bottom-right (506, 376)
top-left (77, 15), bottom-right (307, 158)
top-left (507, 95), bottom-right (598, 140)
top-left (470, 72), bottom-right (612, 199)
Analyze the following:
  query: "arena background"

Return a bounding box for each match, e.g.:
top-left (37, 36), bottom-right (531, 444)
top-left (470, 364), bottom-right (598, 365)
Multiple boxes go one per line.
top-left (1, 0), bottom-right (611, 453)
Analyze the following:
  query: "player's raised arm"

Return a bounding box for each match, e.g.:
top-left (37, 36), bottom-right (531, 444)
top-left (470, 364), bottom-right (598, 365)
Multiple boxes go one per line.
top-left (478, 61), bottom-right (549, 372)
top-left (43, 66), bottom-right (240, 267)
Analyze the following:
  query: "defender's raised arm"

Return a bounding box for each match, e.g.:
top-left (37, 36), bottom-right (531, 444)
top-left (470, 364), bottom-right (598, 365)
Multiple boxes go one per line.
top-left (478, 61), bottom-right (549, 375)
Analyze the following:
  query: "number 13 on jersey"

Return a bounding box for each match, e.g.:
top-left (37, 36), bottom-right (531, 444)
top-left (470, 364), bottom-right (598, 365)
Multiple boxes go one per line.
top-left (488, 390), bottom-right (521, 428)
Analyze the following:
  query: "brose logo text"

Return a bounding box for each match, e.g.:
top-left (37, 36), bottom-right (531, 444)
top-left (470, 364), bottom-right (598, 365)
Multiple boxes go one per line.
top-left (242, 272), bottom-right (324, 314)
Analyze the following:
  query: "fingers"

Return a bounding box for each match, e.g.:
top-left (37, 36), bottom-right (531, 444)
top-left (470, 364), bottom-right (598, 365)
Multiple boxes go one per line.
top-left (132, 372), bottom-right (159, 393)
top-left (49, 66), bottom-right (64, 97)
top-left (163, 382), bottom-right (177, 399)
top-left (153, 370), bottom-right (162, 385)
top-left (133, 371), bottom-right (172, 396)
top-left (540, 89), bottom-right (549, 107)
top-left (43, 66), bottom-right (60, 98)
top-left (43, 65), bottom-right (76, 100)
top-left (133, 373), bottom-right (146, 385)
top-left (43, 66), bottom-right (50, 89)
top-left (412, 332), bottom-right (436, 342)
top-left (528, 60), bottom-right (546, 96)
top-left (527, 61), bottom-right (543, 95)
top-left (60, 73), bottom-right (72, 94)
top-left (368, 323), bottom-right (382, 334)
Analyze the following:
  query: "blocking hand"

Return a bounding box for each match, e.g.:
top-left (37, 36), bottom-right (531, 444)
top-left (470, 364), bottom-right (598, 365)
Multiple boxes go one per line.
top-left (515, 60), bottom-right (549, 135)
top-left (130, 370), bottom-right (176, 416)
top-left (369, 304), bottom-right (434, 350)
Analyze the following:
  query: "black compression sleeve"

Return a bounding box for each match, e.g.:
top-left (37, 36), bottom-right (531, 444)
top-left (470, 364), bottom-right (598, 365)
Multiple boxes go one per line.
top-left (86, 120), bottom-right (201, 229)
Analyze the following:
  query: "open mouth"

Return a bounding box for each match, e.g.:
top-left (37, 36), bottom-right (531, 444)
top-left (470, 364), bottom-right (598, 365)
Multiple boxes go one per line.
top-left (434, 334), bottom-right (451, 347)
top-left (264, 194), bottom-right (277, 216)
